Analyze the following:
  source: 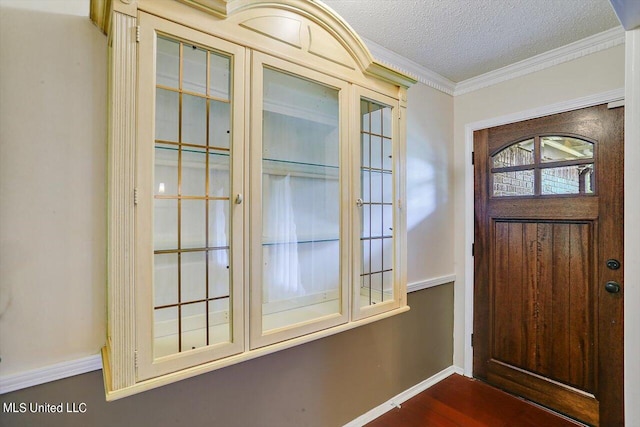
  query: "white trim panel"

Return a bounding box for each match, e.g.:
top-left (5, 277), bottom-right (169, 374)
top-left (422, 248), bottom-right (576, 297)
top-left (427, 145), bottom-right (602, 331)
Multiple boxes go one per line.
top-left (0, 355), bottom-right (103, 395)
top-left (407, 274), bottom-right (455, 293)
top-left (343, 365), bottom-right (464, 427)
top-left (624, 28), bottom-right (640, 427)
top-left (462, 88), bottom-right (625, 377)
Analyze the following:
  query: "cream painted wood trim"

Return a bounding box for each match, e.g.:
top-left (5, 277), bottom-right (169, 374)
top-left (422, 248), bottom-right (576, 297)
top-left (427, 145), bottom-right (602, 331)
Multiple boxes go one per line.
top-left (104, 305), bottom-right (410, 400)
top-left (222, 0), bottom-right (417, 87)
top-left (461, 87), bottom-right (625, 378)
top-left (106, 11), bottom-right (138, 391)
top-left (177, 0), bottom-right (229, 18)
top-left (624, 28), bottom-right (640, 427)
top-left (454, 27), bottom-right (625, 96)
top-left (90, 0), bottom-right (111, 34)
top-left (91, 0), bottom-right (416, 88)
top-left (363, 37), bottom-right (455, 96)
top-left (0, 356), bottom-right (103, 395)
top-left (407, 274), bottom-right (455, 293)
top-left (342, 365), bottom-right (465, 427)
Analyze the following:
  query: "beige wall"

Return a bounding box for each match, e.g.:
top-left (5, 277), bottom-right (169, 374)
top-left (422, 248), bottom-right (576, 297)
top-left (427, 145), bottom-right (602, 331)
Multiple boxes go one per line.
top-left (0, 286), bottom-right (453, 427)
top-left (452, 44), bottom-right (626, 368)
top-left (406, 83), bottom-right (454, 283)
top-left (0, 5), bottom-right (107, 375)
top-left (0, 3), bottom-right (455, 418)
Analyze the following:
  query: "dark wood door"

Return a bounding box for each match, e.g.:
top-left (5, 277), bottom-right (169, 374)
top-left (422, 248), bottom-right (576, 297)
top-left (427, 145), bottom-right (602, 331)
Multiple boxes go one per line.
top-left (473, 104), bottom-right (624, 426)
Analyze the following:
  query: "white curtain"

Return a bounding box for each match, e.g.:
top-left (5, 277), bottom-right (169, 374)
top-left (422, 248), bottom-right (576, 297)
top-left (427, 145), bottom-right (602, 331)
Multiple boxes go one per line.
top-left (263, 174), bottom-right (304, 302)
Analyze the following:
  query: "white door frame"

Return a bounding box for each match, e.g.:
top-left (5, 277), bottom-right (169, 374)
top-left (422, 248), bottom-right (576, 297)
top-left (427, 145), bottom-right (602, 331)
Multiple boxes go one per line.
top-left (462, 87), bottom-right (625, 376)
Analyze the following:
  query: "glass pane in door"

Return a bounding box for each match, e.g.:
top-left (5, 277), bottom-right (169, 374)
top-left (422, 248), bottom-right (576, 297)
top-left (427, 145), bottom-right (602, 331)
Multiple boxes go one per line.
top-left (541, 136), bottom-right (593, 162)
top-left (261, 68), bottom-right (340, 332)
top-left (359, 100), bottom-right (394, 308)
top-left (492, 139), bottom-right (534, 168)
top-left (153, 36), bottom-right (233, 358)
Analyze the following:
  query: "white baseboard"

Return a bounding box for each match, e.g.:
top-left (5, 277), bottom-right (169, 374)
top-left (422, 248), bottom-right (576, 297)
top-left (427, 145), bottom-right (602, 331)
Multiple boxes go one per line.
top-left (0, 355), bottom-right (103, 395)
top-left (343, 365), bottom-right (465, 427)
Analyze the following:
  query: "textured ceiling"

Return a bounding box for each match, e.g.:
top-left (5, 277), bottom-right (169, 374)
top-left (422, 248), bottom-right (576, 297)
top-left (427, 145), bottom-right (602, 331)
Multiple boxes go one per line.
top-left (320, 0), bottom-right (621, 82)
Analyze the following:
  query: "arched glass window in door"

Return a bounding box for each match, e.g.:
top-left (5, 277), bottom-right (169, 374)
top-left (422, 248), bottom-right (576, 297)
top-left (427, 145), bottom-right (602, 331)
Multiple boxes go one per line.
top-left (491, 135), bottom-right (595, 197)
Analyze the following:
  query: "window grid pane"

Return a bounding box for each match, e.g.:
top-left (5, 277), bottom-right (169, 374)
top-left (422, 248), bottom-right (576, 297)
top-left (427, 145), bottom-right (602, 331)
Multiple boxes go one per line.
top-left (153, 36), bottom-right (233, 356)
top-left (360, 100), bottom-right (393, 307)
top-left (491, 136), bottom-right (595, 197)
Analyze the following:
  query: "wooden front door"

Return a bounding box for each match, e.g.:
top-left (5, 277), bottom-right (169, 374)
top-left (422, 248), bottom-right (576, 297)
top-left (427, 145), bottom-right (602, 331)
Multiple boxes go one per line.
top-left (473, 104), bottom-right (624, 426)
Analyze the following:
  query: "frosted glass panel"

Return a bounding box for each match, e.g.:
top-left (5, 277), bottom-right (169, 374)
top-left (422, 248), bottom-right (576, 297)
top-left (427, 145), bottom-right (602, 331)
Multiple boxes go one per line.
top-left (261, 67), bottom-right (341, 333)
top-left (154, 253), bottom-right (178, 307)
top-left (382, 139), bottom-right (392, 170)
top-left (155, 144), bottom-right (178, 196)
top-left (210, 53), bottom-right (230, 100)
top-left (382, 172), bottom-right (393, 202)
top-left (209, 297), bottom-right (231, 345)
top-left (383, 205), bottom-right (393, 236)
top-left (181, 302), bottom-right (207, 350)
top-left (370, 239), bottom-right (382, 273)
top-left (362, 134), bottom-right (370, 168)
top-left (154, 307), bottom-right (178, 358)
top-left (181, 200), bottom-right (206, 249)
top-left (370, 106), bottom-right (381, 135)
top-left (156, 89), bottom-right (178, 142)
top-left (373, 205), bottom-right (385, 237)
top-left (181, 251), bottom-right (207, 302)
top-left (208, 249), bottom-right (230, 297)
top-left (157, 37), bottom-right (179, 88)
top-left (181, 147), bottom-right (206, 196)
top-left (183, 45), bottom-right (207, 94)
top-left (154, 199), bottom-right (178, 250)
top-left (382, 107), bottom-right (392, 138)
top-left (208, 200), bottom-right (229, 248)
top-left (370, 136), bottom-right (382, 169)
top-left (182, 94), bottom-right (206, 146)
top-left (208, 150), bottom-right (230, 197)
top-left (370, 171), bottom-right (383, 203)
top-left (209, 100), bottom-right (230, 149)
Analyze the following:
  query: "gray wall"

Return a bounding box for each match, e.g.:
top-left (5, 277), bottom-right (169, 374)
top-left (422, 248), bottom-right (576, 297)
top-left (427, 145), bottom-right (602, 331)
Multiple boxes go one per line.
top-left (0, 285), bottom-right (453, 427)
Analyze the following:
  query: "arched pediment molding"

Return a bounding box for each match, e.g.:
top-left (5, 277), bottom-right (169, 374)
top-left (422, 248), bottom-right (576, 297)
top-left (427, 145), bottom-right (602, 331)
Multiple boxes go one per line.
top-left (91, 0), bottom-right (417, 88)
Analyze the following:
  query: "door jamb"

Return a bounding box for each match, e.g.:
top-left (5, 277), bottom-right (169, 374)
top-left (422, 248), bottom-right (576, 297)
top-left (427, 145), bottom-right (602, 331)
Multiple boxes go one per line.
top-left (461, 88), bottom-right (625, 377)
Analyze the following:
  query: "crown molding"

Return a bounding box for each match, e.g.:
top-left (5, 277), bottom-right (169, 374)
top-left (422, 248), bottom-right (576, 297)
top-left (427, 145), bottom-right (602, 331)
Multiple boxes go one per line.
top-left (363, 27), bottom-right (625, 97)
top-left (454, 26), bottom-right (626, 96)
top-left (362, 37), bottom-right (456, 95)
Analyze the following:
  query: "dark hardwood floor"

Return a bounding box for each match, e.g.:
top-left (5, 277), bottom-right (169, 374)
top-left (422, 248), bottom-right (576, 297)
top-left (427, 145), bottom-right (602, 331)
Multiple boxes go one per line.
top-left (365, 374), bottom-right (584, 427)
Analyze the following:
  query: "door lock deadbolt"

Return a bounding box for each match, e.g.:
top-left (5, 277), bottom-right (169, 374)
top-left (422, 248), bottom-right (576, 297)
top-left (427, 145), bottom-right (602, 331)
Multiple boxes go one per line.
top-left (605, 281), bottom-right (621, 294)
top-left (606, 259), bottom-right (621, 270)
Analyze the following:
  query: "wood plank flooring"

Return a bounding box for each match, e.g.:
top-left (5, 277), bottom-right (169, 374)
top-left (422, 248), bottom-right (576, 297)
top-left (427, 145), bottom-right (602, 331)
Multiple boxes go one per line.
top-left (365, 374), bottom-right (584, 427)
